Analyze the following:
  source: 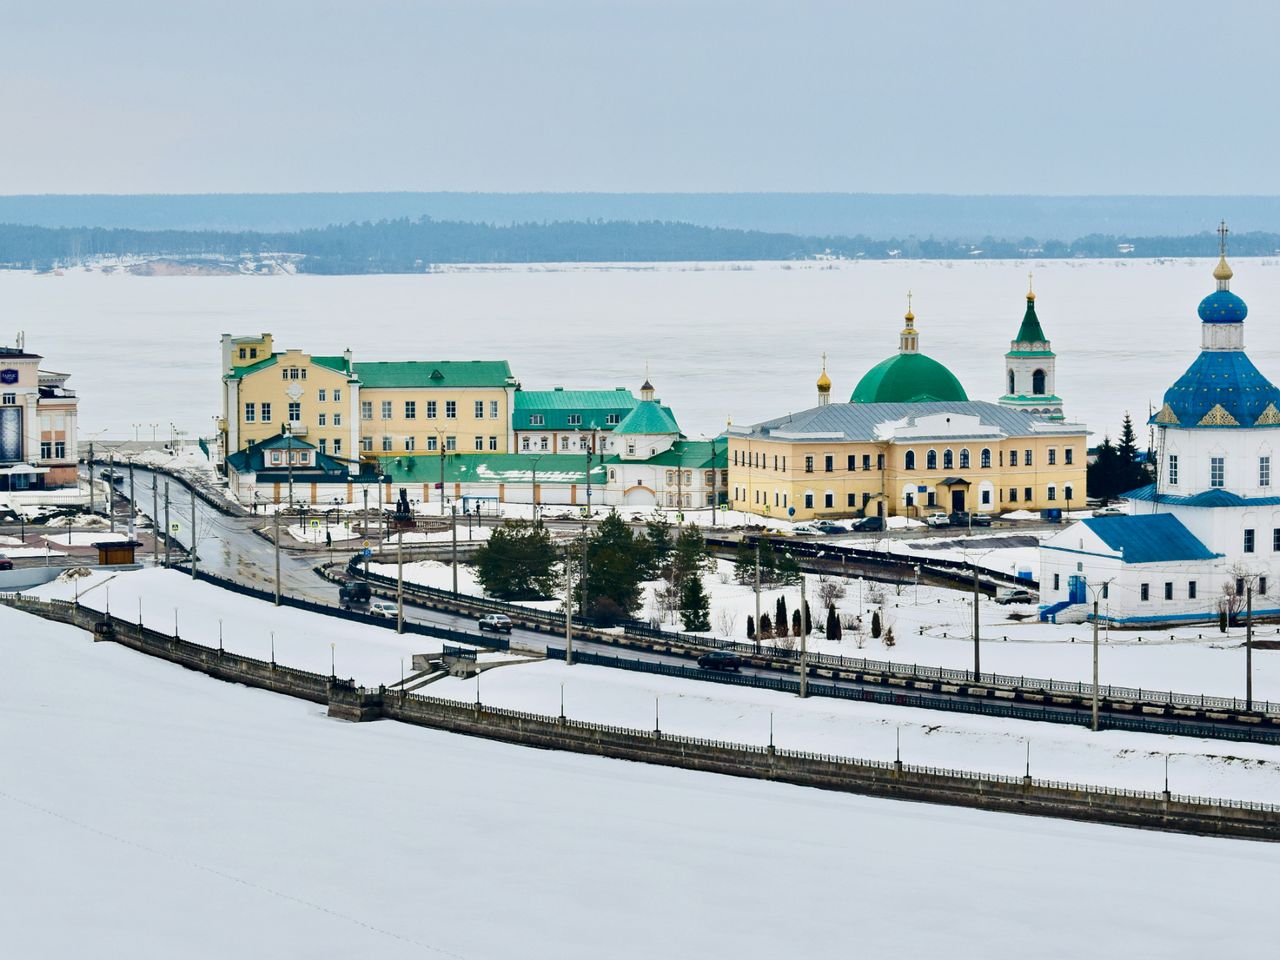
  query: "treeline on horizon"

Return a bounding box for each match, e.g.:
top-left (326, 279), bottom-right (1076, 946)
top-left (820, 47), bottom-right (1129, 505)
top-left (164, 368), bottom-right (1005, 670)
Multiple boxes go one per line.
top-left (0, 216), bottom-right (1277, 272)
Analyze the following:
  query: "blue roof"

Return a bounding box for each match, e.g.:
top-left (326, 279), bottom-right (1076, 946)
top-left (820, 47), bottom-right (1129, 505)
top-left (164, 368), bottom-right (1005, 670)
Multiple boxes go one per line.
top-left (1124, 482), bottom-right (1280, 508)
top-left (1198, 289), bottom-right (1248, 324)
top-left (1080, 514), bottom-right (1219, 564)
top-left (1158, 350), bottom-right (1280, 428)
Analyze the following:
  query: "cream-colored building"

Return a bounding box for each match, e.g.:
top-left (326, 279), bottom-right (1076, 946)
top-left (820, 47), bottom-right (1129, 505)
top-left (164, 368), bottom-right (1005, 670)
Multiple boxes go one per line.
top-left (219, 334), bottom-right (518, 471)
top-left (0, 336), bottom-right (80, 491)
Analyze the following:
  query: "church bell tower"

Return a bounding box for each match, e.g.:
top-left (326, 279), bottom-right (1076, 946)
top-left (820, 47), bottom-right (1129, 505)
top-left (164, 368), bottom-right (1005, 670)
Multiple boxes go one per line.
top-left (1000, 275), bottom-right (1063, 420)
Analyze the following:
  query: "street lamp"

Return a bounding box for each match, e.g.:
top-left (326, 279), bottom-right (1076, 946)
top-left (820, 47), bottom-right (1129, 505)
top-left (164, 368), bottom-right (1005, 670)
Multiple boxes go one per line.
top-left (530, 454), bottom-right (544, 526)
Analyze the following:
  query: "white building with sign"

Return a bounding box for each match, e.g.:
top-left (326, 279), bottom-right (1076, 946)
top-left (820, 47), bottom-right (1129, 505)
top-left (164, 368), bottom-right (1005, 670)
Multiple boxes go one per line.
top-left (0, 335), bottom-right (80, 493)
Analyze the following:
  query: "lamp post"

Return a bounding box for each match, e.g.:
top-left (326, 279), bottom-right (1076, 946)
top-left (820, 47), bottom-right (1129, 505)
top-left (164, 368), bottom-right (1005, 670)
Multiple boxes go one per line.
top-left (530, 454), bottom-right (544, 526)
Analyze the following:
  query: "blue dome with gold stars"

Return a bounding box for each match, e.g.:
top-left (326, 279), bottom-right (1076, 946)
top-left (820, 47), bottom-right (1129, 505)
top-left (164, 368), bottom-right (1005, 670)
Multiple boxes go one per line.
top-left (1198, 289), bottom-right (1248, 323)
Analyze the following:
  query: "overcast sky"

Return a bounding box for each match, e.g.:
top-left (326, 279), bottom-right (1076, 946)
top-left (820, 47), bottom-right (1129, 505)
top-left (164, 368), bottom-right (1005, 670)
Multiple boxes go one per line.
top-left (2, 0), bottom-right (1275, 195)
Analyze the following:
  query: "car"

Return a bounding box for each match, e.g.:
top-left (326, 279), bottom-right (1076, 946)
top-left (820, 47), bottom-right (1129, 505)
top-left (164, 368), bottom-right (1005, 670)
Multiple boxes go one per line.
top-left (948, 512), bottom-right (994, 529)
top-left (1092, 505), bottom-right (1125, 517)
top-left (0, 554), bottom-right (12, 571)
top-left (338, 580), bottom-right (371, 609)
top-left (971, 513), bottom-right (994, 527)
top-left (853, 516), bottom-right (885, 532)
top-left (478, 613), bottom-right (513, 633)
top-left (697, 650), bottom-right (743, 672)
top-left (925, 512), bottom-right (951, 527)
top-left (790, 523), bottom-right (820, 535)
top-left (995, 588), bottom-right (1038, 605)
top-left (368, 600), bottom-right (398, 618)
top-left (812, 520), bottom-right (850, 534)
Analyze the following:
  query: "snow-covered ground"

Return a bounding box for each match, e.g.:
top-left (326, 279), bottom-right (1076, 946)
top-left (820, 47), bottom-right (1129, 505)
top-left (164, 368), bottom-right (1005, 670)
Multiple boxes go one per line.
top-left (29, 568), bottom-right (450, 685)
top-left (382, 556), bottom-right (1280, 703)
top-left (3, 602), bottom-right (1279, 958)
top-left (40, 531), bottom-right (132, 547)
top-left (13, 257), bottom-right (1280, 444)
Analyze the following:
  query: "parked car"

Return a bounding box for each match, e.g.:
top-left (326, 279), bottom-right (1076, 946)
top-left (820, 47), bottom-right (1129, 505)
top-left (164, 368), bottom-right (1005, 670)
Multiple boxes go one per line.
top-left (995, 588), bottom-right (1038, 605)
top-left (338, 580), bottom-right (371, 609)
top-left (948, 512), bottom-right (994, 529)
top-left (478, 613), bottom-right (513, 633)
top-left (925, 512), bottom-right (951, 528)
top-left (853, 516), bottom-right (885, 532)
top-left (970, 513), bottom-right (994, 527)
top-left (812, 520), bottom-right (850, 534)
top-left (790, 523), bottom-right (820, 535)
top-left (0, 554), bottom-right (12, 571)
top-left (697, 650), bottom-right (743, 672)
top-left (368, 600), bottom-right (399, 618)
top-left (1093, 504), bottom-right (1125, 517)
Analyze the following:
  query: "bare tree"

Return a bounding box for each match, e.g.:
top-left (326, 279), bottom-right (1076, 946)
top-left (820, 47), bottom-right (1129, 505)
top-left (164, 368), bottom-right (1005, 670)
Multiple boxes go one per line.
top-left (716, 607), bottom-right (739, 638)
top-left (817, 575), bottom-right (846, 608)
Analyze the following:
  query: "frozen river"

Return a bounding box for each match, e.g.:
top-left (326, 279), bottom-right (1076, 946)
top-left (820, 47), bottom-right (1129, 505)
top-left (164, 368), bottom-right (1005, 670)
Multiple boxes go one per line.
top-left (7, 255), bottom-right (1280, 442)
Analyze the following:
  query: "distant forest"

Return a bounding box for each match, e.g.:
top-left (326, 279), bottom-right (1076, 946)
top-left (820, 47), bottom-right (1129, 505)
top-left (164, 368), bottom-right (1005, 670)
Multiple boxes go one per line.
top-left (1, 217), bottom-right (1278, 273)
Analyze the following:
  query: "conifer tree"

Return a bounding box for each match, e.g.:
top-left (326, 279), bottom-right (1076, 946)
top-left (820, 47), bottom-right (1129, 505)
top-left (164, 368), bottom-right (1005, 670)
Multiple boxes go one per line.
top-left (680, 574), bottom-right (711, 632)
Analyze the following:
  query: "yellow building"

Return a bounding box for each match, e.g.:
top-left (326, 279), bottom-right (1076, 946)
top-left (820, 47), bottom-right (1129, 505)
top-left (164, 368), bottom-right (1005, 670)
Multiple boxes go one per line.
top-left (219, 334), bottom-right (518, 469)
top-left (726, 308), bottom-right (1087, 521)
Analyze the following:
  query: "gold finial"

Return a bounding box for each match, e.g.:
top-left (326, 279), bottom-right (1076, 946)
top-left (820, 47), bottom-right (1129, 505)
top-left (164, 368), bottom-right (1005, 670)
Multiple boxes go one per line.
top-left (1027, 271), bottom-right (1035, 301)
top-left (816, 351), bottom-right (831, 392)
top-left (904, 290), bottom-right (914, 323)
top-left (1214, 220), bottom-right (1233, 283)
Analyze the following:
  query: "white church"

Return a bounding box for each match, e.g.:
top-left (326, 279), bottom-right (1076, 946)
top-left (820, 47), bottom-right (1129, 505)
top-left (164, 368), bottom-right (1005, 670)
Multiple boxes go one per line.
top-left (1041, 227), bottom-right (1279, 624)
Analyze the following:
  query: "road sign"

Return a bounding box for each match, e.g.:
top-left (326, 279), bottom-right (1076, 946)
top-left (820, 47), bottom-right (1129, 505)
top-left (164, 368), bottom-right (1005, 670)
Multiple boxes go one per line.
top-left (170, 522), bottom-right (181, 533)
top-left (362, 548), bottom-right (372, 558)
top-left (310, 518), bottom-right (320, 528)
top-left (362, 540), bottom-right (371, 549)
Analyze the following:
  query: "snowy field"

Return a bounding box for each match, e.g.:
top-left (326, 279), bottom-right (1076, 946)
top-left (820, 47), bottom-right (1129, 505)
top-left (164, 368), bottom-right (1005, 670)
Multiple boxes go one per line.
top-left (380, 557), bottom-right (1280, 703)
top-left (3, 603), bottom-right (1279, 958)
top-left (10, 257), bottom-right (1280, 442)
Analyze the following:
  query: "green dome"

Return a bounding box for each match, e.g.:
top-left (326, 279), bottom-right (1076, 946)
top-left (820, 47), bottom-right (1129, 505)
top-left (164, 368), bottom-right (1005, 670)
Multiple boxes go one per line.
top-left (850, 352), bottom-right (968, 404)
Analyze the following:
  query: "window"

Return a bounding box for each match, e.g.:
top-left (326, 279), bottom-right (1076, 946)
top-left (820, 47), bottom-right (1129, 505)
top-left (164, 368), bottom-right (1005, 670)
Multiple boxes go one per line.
top-left (606, 414), bottom-right (619, 425)
top-left (333, 389), bottom-right (341, 402)
top-left (981, 488), bottom-right (991, 505)
top-left (361, 436), bottom-right (373, 452)
top-left (926, 450), bottom-right (937, 470)
top-left (475, 400), bottom-right (485, 419)
top-left (381, 401), bottom-right (392, 420)
top-left (1168, 454), bottom-right (1178, 485)
top-left (905, 450), bottom-right (916, 470)
top-left (238, 347), bottom-right (246, 359)
top-left (244, 402), bottom-right (256, 422)
top-left (877, 454), bottom-right (884, 470)
top-left (427, 436), bottom-right (438, 451)
top-left (1047, 448), bottom-right (1056, 465)
top-left (528, 413), bottom-right (545, 426)
top-left (541, 437), bottom-right (549, 451)
top-left (844, 455), bottom-right (855, 471)
top-left (824, 455), bottom-right (833, 473)
top-left (521, 437), bottom-right (530, 451)
top-left (1009, 450), bottom-right (1018, 467)
top-left (959, 449), bottom-right (970, 469)
top-left (261, 402), bottom-right (272, 422)
top-left (1065, 448), bottom-right (1074, 465)
top-left (1140, 583), bottom-right (1150, 602)
top-left (1262, 456), bottom-right (1272, 487)
top-left (446, 436), bottom-right (457, 451)
top-left (804, 455), bottom-right (814, 473)
top-left (1024, 449), bottom-right (1033, 467)
top-left (981, 448), bottom-right (991, 468)
top-left (489, 436), bottom-right (498, 451)
top-left (1261, 577), bottom-right (1269, 595)
top-left (560, 437), bottom-right (569, 451)
top-left (847, 493), bottom-right (856, 506)
top-left (318, 413), bottom-right (327, 427)
top-left (318, 389), bottom-right (327, 402)
top-left (1047, 486), bottom-right (1056, 501)
top-left (824, 492), bottom-right (834, 508)
top-left (941, 449), bottom-right (952, 470)
top-left (475, 436), bottom-right (484, 451)
top-left (270, 452), bottom-right (281, 465)
top-left (863, 455), bottom-right (872, 471)
top-left (568, 414), bottom-right (582, 426)
top-left (382, 436), bottom-right (393, 452)
top-left (39, 441), bottom-right (51, 459)
top-left (361, 401), bottom-right (372, 420)
top-left (1032, 369), bottom-right (1046, 395)
top-left (405, 401), bottom-right (416, 420)
top-left (0, 392), bottom-right (13, 405)
top-left (1009, 488), bottom-right (1018, 502)
top-left (1053, 573), bottom-right (1060, 591)
top-left (1188, 581), bottom-right (1197, 600)
top-left (446, 401), bottom-right (457, 419)
top-left (1211, 457), bottom-right (1225, 487)
top-left (1161, 581), bottom-right (1172, 600)
top-left (1245, 529), bottom-right (1256, 553)
top-left (781, 457), bottom-right (786, 471)
top-left (1274, 528), bottom-right (1280, 552)
top-left (288, 402), bottom-right (301, 422)
top-left (1237, 577), bottom-right (1246, 596)
top-left (405, 436), bottom-right (416, 451)
top-left (1064, 484), bottom-right (1074, 501)
top-left (318, 438), bottom-right (328, 454)
top-left (250, 348), bottom-right (257, 359)
top-left (804, 492), bottom-right (814, 508)
top-left (490, 401), bottom-right (499, 419)
top-left (333, 413), bottom-right (341, 426)
top-left (1024, 487), bottom-right (1032, 502)
top-left (332, 439), bottom-right (341, 454)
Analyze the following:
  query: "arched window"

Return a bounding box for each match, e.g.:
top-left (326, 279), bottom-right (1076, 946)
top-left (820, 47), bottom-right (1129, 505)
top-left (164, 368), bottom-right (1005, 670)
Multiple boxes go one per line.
top-left (981, 448), bottom-right (991, 468)
top-left (1008, 370), bottom-right (1016, 395)
top-left (960, 448), bottom-right (970, 469)
top-left (905, 450), bottom-right (916, 470)
top-left (926, 449), bottom-right (937, 470)
top-left (1032, 369), bottom-right (1046, 395)
top-left (943, 449), bottom-right (954, 470)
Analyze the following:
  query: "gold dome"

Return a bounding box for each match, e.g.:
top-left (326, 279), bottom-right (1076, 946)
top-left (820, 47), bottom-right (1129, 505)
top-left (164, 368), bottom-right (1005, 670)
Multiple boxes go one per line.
top-left (1214, 255), bottom-right (1234, 282)
top-left (1026, 290), bottom-right (1036, 302)
top-left (817, 354), bottom-right (831, 392)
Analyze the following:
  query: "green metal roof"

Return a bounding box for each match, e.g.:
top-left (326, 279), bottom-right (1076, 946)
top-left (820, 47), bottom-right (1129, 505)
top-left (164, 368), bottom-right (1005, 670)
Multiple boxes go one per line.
top-left (224, 353), bottom-right (349, 380)
top-left (379, 452), bottom-right (605, 485)
top-left (850, 353), bottom-right (968, 404)
top-left (1014, 295), bottom-right (1048, 344)
top-left (354, 360), bottom-right (514, 389)
top-left (610, 439), bottom-right (726, 469)
top-left (614, 400), bottom-right (681, 435)
top-left (513, 388), bottom-right (638, 430)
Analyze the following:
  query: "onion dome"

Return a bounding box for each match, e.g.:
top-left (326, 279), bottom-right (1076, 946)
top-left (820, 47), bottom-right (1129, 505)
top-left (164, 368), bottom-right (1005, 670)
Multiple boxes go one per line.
top-left (851, 299), bottom-right (967, 404)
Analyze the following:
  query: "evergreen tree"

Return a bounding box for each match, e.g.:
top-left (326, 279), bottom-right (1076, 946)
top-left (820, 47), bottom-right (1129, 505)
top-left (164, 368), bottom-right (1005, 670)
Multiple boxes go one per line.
top-left (671, 523), bottom-right (708, 589)
top-left (871, 610), bottom-right (882, 639)
top-left (1087, 436), bottom-right (1119, 499)
top-left (733, 540), bottom-right (755, 585)
top-left (746, 614), bottom-right (755, 640)
top-left (680, 574), bottom-right (711, 632)
top-left (791, 608), bottom-right (802, 637)
top-left (642, 515), bottom-right (673, 578)
top-left (825, 603), bottom-right (841, 640)
top-left (473, 519), bottom-right (560, 600)
top-left (759, 612), bottom-right (773, 639)
top-left (775, 595), bottom-right (788, 636)
top-left (777, 550), bottom-right (802, 585)
top-left (758, 538), bottom-right (778, 584)
top-left (584, 511), bottom-right (644, 621)
top-left (803, 600), bottom-right (812, 635)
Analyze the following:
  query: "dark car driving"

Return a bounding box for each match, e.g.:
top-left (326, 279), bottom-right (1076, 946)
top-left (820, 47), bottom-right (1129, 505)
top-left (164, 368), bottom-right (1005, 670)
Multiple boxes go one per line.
top-left (697, 651), bottom-right (743, 672)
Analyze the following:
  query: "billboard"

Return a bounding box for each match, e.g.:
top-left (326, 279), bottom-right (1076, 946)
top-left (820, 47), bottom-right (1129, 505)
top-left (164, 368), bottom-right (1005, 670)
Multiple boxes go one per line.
top-left (0, 407), bottom-right (22, 463)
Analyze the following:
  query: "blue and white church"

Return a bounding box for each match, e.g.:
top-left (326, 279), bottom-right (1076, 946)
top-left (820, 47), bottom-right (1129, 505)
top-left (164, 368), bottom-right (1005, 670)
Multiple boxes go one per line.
top-left (1041, 225), bottom-right (1279, 624)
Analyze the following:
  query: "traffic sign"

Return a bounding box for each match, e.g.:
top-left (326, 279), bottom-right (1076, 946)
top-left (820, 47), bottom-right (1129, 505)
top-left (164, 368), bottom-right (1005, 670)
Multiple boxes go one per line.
top-left (309, 518), bottom-right (320, 528)
top-left (362, 548), bottom-right (372, 558)
top-left (362, 540), bottom-right (371, 548)
top-left (170, 522), bottom-right (181, 533)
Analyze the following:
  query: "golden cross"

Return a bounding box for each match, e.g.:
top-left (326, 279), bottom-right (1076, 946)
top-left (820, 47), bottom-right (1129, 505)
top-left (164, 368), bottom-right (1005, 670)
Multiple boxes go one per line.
top-left (1219, 219), bottom-right (1229, 256)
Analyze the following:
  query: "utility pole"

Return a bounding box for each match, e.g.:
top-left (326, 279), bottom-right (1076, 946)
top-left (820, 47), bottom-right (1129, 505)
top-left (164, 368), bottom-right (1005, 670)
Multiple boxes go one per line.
top-left (753, 541), bottom-right (761, 652)
top-left (88, 440), bottom-right (95, 518)
top-left (151, 472), bottom-right (158, 562)
top-left (273, 504), bottom-right (282, 606)
top-left (108, 450), bottom-right (115, 533)
top-left (451, 502), bottom-right (458, 594)
top-left (799, 572), bottom-right (808, 698)
top-left (396, 530), bottom-right (404, 634)
top-left (531, 458), bottom-right (539, 527)
top-left (190, 487), bottom-right (197, 579)
top-left (710, 436), bottom-right (717, 528)
top-left (1092, 596), bottom-right (1101, 731)
top-left (972, 563), bottom-right (981, 681)
top-left (163, 482), bottom-right (171, 568)
top-left (564, 546), bottom-right (574, 666)
top-left (1246, 584), bottom-right (1254, 711)
top-left (127, 458), bottom-right (136, 540)
top-left (579, 523), bottom-right (589, 622)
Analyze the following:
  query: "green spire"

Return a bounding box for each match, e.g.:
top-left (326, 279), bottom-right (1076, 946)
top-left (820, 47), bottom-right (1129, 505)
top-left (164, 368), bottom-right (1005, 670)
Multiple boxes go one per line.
top-left (1014, 291), bottom-right (1047, 344)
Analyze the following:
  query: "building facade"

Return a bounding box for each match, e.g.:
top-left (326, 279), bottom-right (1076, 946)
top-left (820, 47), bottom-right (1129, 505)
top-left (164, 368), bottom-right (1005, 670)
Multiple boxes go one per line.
top-left (512, 387), bottom-right (638, 455)
top-left (1041, 232), bottom-right (1280, 624)
top-left (1000, 283), bottom-right (1064, 420)
top-left (0, 337), bottom-right (80, 491)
